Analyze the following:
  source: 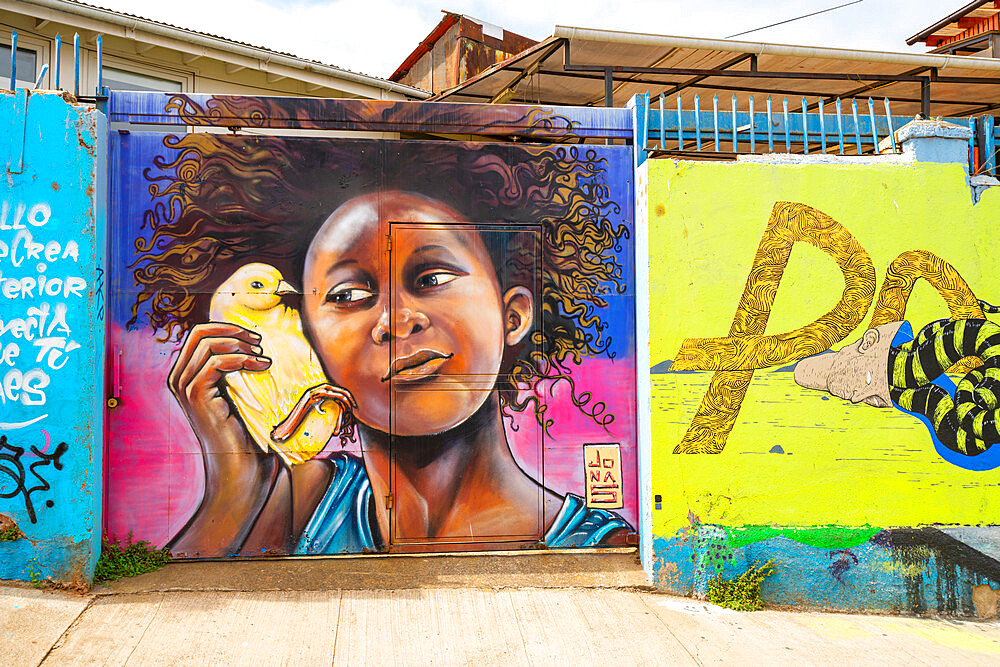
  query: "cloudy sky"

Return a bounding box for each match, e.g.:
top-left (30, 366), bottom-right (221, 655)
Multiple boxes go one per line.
top-left (91, 0), bottom-right (959, 79)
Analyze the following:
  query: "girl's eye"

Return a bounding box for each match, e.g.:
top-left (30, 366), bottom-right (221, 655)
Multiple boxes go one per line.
top-left (326, 286), bottom-right (375, 306)
top-left (250, 281), bottom-right (264, 290)
top-left (416, 271), bottom-right (459, 289)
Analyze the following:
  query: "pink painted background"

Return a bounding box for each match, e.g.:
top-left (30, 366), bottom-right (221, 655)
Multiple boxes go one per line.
top-left (104, 324), bottom-right (638, 548)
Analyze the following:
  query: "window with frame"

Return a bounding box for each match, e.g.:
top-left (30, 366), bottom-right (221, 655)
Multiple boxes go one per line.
top-left (1, 42), bottom-right (38, 88)
top-left (102, 65), bottom-right (183, 92)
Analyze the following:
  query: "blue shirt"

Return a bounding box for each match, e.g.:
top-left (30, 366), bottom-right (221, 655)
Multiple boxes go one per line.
top-left (295, 452), bottom-right (633, 554)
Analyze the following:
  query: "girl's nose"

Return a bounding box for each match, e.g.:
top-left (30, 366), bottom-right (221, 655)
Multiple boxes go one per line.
top-left (370, 307), bottom-right (430, 344)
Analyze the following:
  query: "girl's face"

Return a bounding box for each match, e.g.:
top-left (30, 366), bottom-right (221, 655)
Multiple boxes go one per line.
top-left (301, 192), bottom-right (533, 436)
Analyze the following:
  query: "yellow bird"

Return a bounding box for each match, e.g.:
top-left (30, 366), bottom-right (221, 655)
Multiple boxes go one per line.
top-left (209, 263), bottom-right (352, 466)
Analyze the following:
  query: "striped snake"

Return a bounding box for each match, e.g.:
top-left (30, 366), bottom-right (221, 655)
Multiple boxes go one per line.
top-left (888, 300), bottom-right (1000, 456)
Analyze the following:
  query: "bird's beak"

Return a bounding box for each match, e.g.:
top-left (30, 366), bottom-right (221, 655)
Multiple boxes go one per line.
top-left (275, 280), bottom-right (298, 296)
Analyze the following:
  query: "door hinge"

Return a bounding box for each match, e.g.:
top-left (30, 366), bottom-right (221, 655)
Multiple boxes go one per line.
top-left (385, 234), bottom-right (392, 251)
top-left (384, 493), bottom-right (394, 509)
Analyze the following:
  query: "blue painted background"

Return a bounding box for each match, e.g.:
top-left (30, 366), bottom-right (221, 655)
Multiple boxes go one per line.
top-left (0, 90), bottom-right (106, 584)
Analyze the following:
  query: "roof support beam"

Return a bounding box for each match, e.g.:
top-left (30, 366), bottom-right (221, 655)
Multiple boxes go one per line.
top-left (563, 63), bottom-right (980, 84)
top-left (811, 66), bottom-right (933, 112)
top-left (504, 67), bottom-right (974, 109)
top-left (489, 38), bottom-right (565, 104)
top-left (658, 53), bottom-right (755, 97)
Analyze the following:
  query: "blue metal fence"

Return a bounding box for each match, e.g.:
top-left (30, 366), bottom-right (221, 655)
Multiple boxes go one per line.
top-left (634, 92), bottom-right (904, 159)
top-left (5, 29), bottom-right (99, 96)
top-left (632, 92), bottom-right (1000, 177)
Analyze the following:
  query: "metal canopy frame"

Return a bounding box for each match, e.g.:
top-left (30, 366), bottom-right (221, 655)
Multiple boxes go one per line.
top-left (561, 41), bottom-right (1000, 116)
top-left (434, 28), bottom-right (1000, 118)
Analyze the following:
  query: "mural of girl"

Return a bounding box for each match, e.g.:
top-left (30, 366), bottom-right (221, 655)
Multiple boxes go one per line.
top-left (116, 104), bottom-right (637, 557)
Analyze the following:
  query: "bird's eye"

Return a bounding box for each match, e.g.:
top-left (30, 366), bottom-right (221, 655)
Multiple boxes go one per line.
top-left (415, 271), bottom-right (459, 290)
top-left (326, 284), bottom-right (375, 307)
top-left (250, 281), bottom-right (264, 290)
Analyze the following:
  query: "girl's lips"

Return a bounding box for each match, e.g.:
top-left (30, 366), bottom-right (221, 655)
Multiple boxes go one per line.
top-left (382, 350), bottom-right (453, 382)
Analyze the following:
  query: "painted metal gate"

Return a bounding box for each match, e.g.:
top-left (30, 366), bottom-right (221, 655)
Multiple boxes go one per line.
top-left (102, 92), bottom-right (639, 557)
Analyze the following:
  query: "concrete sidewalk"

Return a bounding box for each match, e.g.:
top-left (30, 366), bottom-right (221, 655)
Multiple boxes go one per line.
top-left (4, 552), bottom-right (1000, 665)
top-left (5, 584), bottom-right (1000, 666)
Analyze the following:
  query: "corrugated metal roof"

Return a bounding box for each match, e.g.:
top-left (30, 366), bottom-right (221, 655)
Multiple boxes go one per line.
top-left (390, 11), bottom-right (462, 82)
top-left (434, 26), bottom-right (1000, 117)
top-left (18, 0), bottom-right (429, 95)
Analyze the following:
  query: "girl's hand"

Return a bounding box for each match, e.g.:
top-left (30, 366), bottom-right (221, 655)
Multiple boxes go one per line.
top-left (166, 322), bottom-right (277, 555)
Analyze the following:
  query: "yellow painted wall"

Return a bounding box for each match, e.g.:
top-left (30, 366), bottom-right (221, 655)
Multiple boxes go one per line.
top-left (648, 159), bottom-right (1000, 540)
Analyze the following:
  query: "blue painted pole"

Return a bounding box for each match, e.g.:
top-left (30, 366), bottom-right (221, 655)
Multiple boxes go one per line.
top-left (54, 34), bottom-right (61, 90)
top-left (676, 94), bottom-right (684, 150)
top-left (33, 64), bottom-right (48, 89)
top-left (642, 93), bottom-right (653, 154)
top-left (818, 99), bottom-right (827, 154)
top-left (867, 97), bottom-right (879, 151)
top-left (969, 117), bottom-right (978, 173)
top-left (659, 93), bottom-right (665, 150)
top-left (783, 97), bottom-right (791, 152)
top-left (730, 95), bottom-right (736, 151)
top-left (801, 97), bottom-right (809, 154)
top-left (883, 98), bottom-right (897, 153)
top-left (694, 94), bottom-right (702, 151)
top-left (851, 98), bottom-right (862, 154)
top-left (986, 114), bottom-right (996, 174)
top-left (9, 30), bottom-right (16, 90)
top-left (96, 35), bottom-right (103, 95)
top-left (73, 33), bottom-right (79, 96)
top-left (766, 96), bottom-right (774, 152)
top-left (713, 94), bottom-right (720, 152)
top-left (749, 96), bottom-right (755, 153)
top-left (836, 98), bottom-right (845, 154)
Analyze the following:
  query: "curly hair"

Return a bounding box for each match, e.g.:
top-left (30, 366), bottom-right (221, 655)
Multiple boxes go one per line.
top-left (129, 100), bottom-right (629, 431)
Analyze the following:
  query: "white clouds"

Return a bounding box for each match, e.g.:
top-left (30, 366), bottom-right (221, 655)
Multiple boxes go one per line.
top-left (90, 0), bottom-right (959, 79)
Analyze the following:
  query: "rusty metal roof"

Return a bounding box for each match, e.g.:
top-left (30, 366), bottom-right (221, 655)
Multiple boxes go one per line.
top-left (390, 11), bottom-right (462, 82)
top-left (433, 26), bottom-right (1000, 117)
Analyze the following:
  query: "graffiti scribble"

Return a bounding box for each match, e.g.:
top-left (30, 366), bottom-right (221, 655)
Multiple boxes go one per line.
top-left (828, 549), bottom-right (859, 584)
top-left (0, 435), bottom-right (69, 523)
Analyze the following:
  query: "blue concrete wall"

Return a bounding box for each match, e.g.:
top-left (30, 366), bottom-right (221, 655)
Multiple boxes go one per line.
top-left (651, 525), bottom-right (997, 615)
top-left (0, 90), bottom-right (106, 585)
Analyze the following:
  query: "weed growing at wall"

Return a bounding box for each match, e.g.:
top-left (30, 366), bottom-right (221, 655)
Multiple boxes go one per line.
top-left (707, 560), bottom-right (776, 611)
top-left (94, 534), bottom-right (171, 584)
top-left (24, 557), bottom-right (47, 588)
top-left (0, 525), bottom-right (21, 541)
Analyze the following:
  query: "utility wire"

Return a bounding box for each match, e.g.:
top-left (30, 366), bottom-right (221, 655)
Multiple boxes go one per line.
top-left (725, 0), bottom-right (865, 39)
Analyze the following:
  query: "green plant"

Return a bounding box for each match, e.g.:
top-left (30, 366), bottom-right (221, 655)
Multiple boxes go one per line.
top-left (707, 560), bottom-right (777, 611)
top-left (94, 533), bottom-right (171, 584)
top-left (25, 557), bottom-right (46, 589)
top-left (0, 525), bottom-right (20, 541)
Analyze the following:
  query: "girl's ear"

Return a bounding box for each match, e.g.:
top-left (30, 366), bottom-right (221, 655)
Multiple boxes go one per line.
top-left (503, 286), bottom-right (534, 346)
